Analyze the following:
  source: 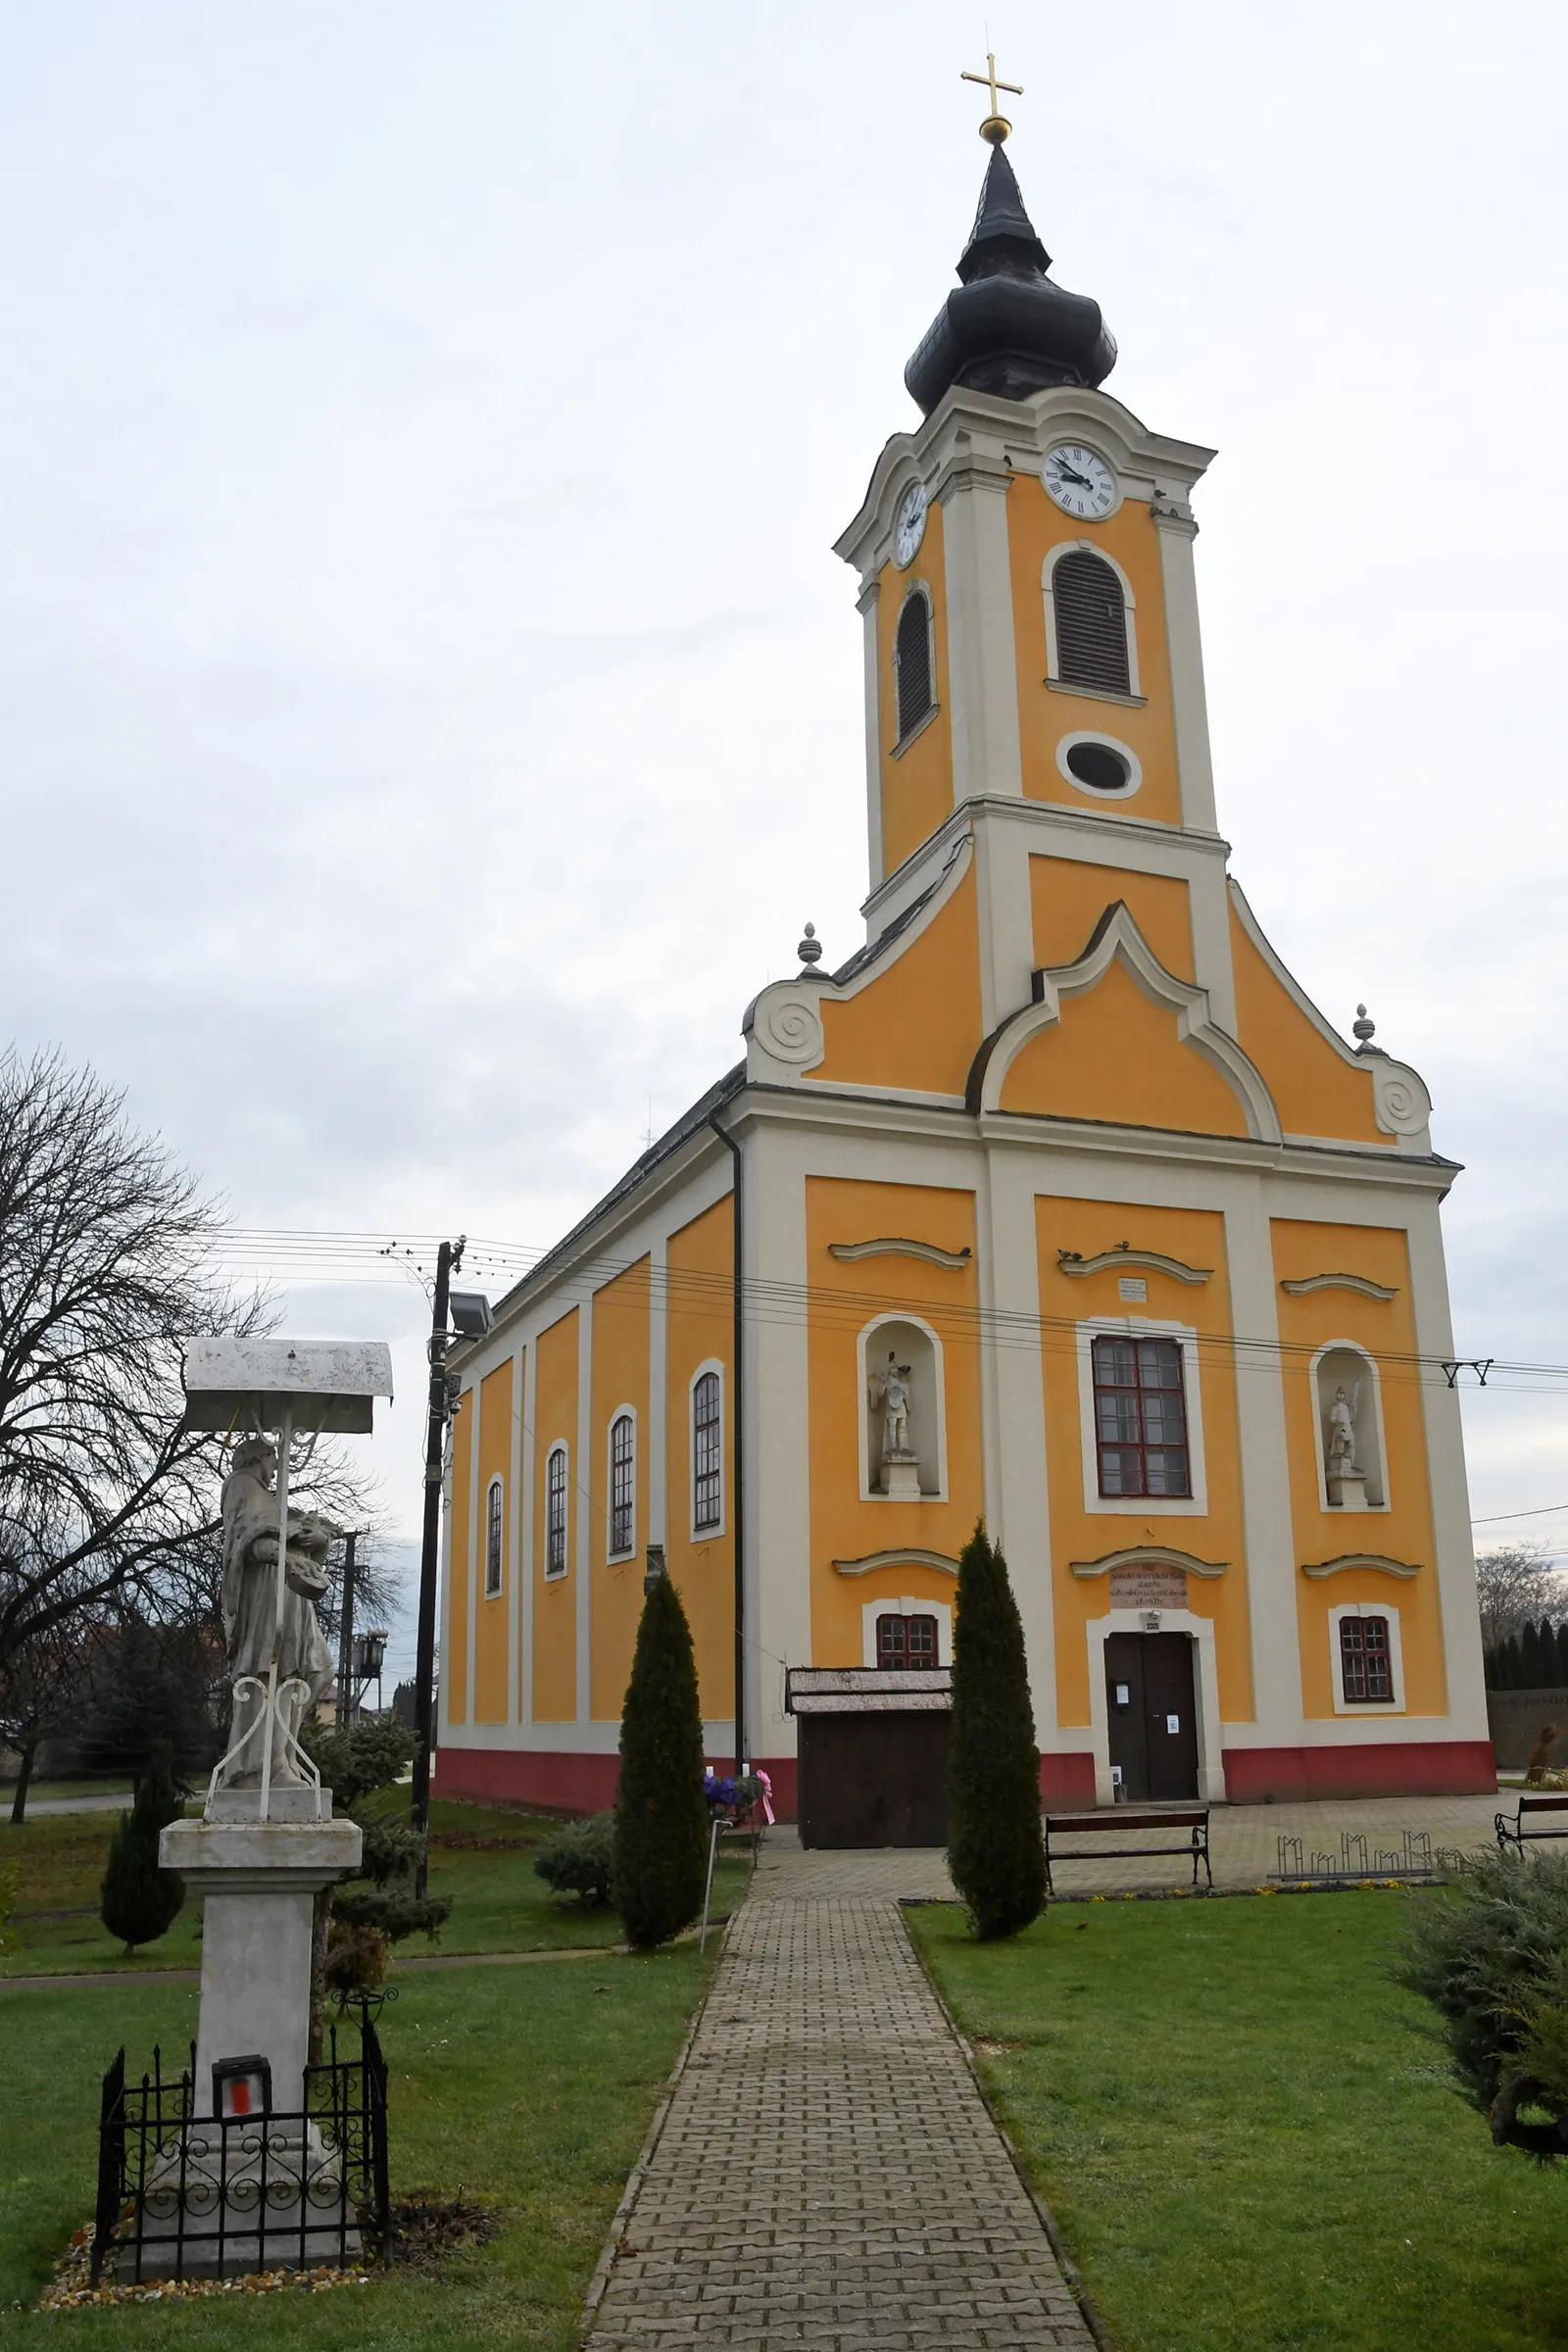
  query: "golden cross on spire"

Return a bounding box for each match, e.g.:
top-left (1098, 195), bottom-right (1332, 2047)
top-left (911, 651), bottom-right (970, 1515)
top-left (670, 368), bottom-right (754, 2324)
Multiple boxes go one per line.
top-left (961, 50), bottom-right (1022, 145)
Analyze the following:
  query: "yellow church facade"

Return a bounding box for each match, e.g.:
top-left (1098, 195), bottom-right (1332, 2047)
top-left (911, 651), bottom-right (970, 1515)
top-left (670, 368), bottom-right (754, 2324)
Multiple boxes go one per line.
top-left (436, 138), bottom-right (1491, 1825)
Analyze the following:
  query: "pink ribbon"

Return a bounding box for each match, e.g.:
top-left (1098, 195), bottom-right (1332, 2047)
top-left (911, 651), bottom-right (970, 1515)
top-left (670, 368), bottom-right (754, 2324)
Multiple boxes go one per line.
top-left (755, 1767), bottom-right (775, 1826)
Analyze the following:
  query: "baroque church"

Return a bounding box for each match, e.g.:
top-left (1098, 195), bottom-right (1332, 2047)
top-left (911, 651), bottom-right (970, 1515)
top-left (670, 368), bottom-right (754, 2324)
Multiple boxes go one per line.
top-left (436, 112), bottom-right (1490, 1836)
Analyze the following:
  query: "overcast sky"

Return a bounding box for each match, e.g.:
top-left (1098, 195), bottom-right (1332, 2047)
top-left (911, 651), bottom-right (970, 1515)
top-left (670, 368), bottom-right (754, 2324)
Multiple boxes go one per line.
top-left (3, 3), bottom-right (1564, 1660)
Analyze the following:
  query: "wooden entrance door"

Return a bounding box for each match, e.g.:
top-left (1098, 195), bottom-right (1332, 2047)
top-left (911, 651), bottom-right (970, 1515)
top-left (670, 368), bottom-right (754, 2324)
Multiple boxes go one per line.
top-left (1104, 1632), bottom-right (1199, 1802)
top-left (797, 1712), bottom-right (950, 1847)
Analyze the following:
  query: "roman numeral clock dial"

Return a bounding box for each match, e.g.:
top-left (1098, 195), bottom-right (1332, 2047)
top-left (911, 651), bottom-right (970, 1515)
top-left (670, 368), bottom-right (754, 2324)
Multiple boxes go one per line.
top-left (1045, 444), bottom-right (1116, 519)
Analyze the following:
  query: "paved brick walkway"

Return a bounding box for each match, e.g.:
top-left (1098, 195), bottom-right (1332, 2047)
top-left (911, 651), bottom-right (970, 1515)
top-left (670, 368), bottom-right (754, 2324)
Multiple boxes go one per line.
top-left (584, 1893), bottom-right (1095, 2350)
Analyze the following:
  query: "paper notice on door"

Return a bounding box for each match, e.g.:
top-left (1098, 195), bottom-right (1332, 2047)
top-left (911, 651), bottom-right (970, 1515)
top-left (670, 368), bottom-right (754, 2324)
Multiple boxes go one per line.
top-left (1166, 1714), bottom-right (1181, 1735)
top-left (1114, 1684), bottom-right (1130, 1706)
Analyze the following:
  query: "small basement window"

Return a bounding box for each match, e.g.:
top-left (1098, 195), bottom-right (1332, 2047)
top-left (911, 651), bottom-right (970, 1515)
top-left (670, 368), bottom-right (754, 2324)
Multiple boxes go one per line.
top-left (877, 1612), bottom-right (940, 1669)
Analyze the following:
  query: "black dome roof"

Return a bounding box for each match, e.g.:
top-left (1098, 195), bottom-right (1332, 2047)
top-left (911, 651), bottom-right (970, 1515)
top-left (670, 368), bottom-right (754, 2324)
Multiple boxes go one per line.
top-left (905, 147), bottom-right (1116, 416)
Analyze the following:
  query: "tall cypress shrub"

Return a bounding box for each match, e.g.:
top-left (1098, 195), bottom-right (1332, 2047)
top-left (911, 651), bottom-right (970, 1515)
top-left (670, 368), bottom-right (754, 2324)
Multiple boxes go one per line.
top-left (1556, 1622), bottom-right (1568, 1687)
top-left (947, 1523), bottom-right (1045, 1940)
top-left (1525, 1620), bottom-right (1551, 1688)
top-left (613, 1572), bottom-right (709, 1949)
top-left (99, 1739), bottom-right (185, 1956)
top-left (1500, 1633), bottom-right (1524, 1690)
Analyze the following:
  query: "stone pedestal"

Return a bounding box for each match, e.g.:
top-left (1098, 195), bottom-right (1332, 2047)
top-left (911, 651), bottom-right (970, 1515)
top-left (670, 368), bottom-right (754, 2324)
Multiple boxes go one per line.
top-left (879, 1453), bottom-right (922, 1500)
top-left (1327, 1471), bottom-right (1370, 1511)
top-left (145, 1800), bottom-right (363, 2276)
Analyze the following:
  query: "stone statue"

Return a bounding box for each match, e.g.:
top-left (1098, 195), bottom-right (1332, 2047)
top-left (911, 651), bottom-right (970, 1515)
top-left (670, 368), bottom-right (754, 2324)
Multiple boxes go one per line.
top-left (1326, 1384), bottom-right (1360, 1478)
top-left (870, 1354), bottom-right (916, 1462)
top-left (217, 1436), bottom-right (337, 1789)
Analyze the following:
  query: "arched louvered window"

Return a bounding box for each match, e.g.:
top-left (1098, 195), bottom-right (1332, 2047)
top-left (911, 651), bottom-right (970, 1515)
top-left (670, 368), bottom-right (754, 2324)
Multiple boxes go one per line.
top-left (894, 590), bottom-right (934, 743)
top-left (1052, 550), bottom-right (1131, 696)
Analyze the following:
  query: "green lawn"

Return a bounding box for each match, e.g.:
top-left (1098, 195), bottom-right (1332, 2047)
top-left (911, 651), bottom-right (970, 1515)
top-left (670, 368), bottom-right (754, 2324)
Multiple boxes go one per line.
top-left (2, 1797), bottom-right (752, 1974)
top-left (910, 1893), bottom-right (1568, 2352)
top-left (2, 1950), bottom-right (705, 2346)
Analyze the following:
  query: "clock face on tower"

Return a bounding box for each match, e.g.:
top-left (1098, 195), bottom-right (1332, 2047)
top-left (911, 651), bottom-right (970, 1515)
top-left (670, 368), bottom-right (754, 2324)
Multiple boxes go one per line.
top-left (1045, 444), bottom-right (1116, 520)
top-left (894, 480), bottom-right (928, 566)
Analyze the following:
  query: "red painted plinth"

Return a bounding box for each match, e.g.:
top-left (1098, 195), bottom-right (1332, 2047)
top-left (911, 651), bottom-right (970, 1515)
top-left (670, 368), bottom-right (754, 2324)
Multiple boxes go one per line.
top-left (1221, 1740), bottom-right (1496, 1804)
top-left (1038, 1751), bottom-right (1097, 1806)
top-left (434, 1745), bottom-right (801, 1821)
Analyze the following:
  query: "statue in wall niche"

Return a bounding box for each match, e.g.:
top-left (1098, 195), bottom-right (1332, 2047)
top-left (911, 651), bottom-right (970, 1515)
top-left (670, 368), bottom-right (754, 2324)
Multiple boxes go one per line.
top-left (870, 1353), bottom-right (917, 1463)
top-left (216, 1436), bottom-right (338, 1788)
top-left (1326, 1383), bottom-right (1361, 1479)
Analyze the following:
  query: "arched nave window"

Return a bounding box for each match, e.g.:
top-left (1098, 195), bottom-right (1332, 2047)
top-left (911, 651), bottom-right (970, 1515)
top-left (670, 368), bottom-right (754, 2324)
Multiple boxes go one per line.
top-left (610, 1412), bottom-right (635, 1559)
top-left (545, 1444), bottom-right (568, 1578)
top-left (484, 1477), bottom-right (504, 1597)
top-left (693, 1369), bottom-right (723, 1535)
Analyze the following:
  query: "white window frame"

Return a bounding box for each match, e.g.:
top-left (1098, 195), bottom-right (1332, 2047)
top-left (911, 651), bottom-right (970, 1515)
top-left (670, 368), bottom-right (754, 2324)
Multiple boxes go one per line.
top-left (607, 1405), bottom-right (637, 1563)
top-left (690, 1359), bottom-right (726, 1541)
top-left (892, 579), bottom-right (938, 754)
top-left (1076, 1316), bottom-right (1208, 1517)
top-left (1042, 538), bottom-right (1141, 697)
top-left (544, 1442), bottom-right (569, 1581)
top-left (1328, 1601), bottom-right (1406, 1716)
top-left (1308, 1340), bottom-right (1392, 1513)
top-left (484, 1474), bottom-right (504, 1598)
top-left (860, 1594), bottom-right (953, 1668)
top-left (856, 1311), bottom-right (949, 1502)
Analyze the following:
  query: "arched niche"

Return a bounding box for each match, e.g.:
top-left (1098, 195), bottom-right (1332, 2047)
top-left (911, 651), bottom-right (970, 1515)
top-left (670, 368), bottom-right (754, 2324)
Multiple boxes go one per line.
top-left (858, 1314), bottom-right (947, 1501)
top-left (1311, 1342), bottom-right (1388, 1511)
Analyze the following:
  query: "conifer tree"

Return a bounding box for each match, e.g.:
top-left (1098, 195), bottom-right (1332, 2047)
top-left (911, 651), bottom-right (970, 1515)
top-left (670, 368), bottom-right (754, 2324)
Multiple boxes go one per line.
top-left (1524, 1620), bottom-right (1551, 1688)
top-left (1556, 1622), bottom-right (1568, 1687)
top-left (947, 1523), bottom-right (1045, 1940)
top-left (613, 1570), bottom-right (709, 1949)
top-left (99, 1739), bottom-right (185, 1955)
top-left (1500, 1633), bottom-right (1524, 1690)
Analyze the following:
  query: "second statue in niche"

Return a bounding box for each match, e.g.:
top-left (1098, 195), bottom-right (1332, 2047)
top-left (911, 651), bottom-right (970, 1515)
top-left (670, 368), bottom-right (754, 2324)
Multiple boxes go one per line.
top-left (870, 1352), bottom-right (922, 1498)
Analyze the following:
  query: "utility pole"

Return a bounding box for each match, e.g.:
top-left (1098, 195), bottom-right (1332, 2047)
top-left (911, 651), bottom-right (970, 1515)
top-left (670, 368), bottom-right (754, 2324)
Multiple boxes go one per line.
top-left (412, 1234), bottom-right (464, 1888)
top-left (335, 1530), bottom-right (358, 1730)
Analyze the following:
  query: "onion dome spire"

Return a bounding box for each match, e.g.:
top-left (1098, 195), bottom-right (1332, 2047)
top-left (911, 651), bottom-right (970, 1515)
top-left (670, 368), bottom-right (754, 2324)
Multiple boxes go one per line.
top-left (904, 144), bottom-right (1117, 416)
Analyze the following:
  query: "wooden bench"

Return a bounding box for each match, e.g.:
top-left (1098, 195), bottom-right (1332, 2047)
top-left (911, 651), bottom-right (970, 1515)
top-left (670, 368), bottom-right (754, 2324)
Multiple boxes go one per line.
top-left (1043, 1807), bottom-right (1211, 1894)
top-left (1495, 1793), bottom-right (1568, 1854)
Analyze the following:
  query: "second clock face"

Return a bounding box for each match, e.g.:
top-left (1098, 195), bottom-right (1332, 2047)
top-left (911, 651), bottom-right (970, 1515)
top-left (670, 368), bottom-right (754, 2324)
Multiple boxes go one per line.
top-left (894, 480), bottom-right (928, 566)
top-left (1045, 444), bottom-right (1116, 520)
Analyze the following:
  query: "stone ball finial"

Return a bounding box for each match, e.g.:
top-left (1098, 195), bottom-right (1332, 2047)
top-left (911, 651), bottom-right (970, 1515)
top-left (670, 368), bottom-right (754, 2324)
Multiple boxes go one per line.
top-left (797, 921), bottom-right (823, 972)
top-left (1352, 1003), bottom-right (1376, 1048)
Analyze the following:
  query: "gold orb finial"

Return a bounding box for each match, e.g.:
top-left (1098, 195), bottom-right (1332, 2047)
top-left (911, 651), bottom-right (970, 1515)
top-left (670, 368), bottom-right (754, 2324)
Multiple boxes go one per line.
top-left (961, 50), bottom-right (1022, 143)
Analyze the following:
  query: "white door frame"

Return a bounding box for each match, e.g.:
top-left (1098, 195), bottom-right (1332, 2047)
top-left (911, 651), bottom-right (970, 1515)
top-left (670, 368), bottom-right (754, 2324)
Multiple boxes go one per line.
top-left (1085, 1607), bottom-right (1225, 1808)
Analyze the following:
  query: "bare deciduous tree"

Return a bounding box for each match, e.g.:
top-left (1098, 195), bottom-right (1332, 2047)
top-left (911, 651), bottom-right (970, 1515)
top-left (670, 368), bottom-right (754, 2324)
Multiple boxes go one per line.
top-left (0, 1046), bottom-right (270, 1672)
top-left (1475, 1541), bottom-right (1566, 1650)
top-left (0, 1621), bottom-right (94, 1821)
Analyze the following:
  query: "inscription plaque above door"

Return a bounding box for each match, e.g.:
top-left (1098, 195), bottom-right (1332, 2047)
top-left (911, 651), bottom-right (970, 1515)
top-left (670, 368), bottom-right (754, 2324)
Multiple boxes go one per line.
top-left (1108, 1566), bottom-right (1188, 1610)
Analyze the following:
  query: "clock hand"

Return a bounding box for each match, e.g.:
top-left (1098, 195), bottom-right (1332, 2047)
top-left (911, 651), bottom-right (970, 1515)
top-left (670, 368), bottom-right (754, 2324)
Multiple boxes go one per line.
top-left (1054, 461), bottom-right (1093, 488)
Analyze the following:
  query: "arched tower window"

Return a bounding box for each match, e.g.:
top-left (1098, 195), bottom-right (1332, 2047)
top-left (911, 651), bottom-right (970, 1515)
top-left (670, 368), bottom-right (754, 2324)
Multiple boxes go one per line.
top-left (610, 1411), bottom-right (635, 1558)
top-left (893, 589), bottom-right (934, 743)
top-left (1052, 550), bottom-right (1131, 696)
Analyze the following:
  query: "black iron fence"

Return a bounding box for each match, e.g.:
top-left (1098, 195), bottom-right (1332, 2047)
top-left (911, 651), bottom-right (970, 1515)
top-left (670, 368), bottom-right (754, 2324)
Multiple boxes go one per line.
top-left (91, 2019), bottom-right (388, 2286)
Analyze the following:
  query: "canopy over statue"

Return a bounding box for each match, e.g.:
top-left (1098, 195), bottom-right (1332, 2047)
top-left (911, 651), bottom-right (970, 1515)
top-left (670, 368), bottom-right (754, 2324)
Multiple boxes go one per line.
top-left (184, 1338), bottom-right (394, 1821)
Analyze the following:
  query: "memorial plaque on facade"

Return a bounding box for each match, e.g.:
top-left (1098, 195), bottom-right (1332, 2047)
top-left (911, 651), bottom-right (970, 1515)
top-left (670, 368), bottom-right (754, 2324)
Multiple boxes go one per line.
top-left (1108, 1566), bottom-right (1188, 1610)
